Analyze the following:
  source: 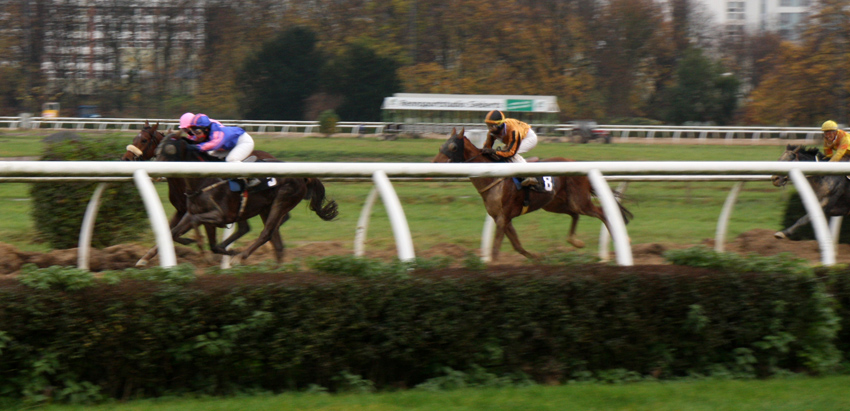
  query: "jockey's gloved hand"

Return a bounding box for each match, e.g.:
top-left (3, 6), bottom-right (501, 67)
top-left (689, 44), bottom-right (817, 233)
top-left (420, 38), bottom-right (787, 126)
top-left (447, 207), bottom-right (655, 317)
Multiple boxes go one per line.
top-left (481, 147), bottom-right (500, 160)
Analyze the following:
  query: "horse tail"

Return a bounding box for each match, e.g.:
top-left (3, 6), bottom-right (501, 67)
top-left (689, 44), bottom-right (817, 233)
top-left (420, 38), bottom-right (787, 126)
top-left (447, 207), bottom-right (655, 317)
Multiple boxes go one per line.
top-left (611, 190), bottom-right (634, 225)
top-left (305, 178), bottom-right (339, 221)
top-left (590, 186), bottom-right (633, 225)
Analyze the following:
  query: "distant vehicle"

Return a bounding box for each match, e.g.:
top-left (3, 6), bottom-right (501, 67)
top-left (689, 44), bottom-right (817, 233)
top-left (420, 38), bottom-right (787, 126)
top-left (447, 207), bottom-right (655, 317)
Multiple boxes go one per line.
top-left (41, 102), bottom-right (60, 118)
top-left (76, 105), bottom-right (101, 118)
top-left (568, 120), bottom-right (611, 144)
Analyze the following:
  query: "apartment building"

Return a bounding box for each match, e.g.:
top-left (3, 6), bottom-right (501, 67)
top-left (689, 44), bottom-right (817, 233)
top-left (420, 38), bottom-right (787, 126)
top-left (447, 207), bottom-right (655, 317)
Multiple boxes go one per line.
top-left (698, 0), bottom-right (813, 40)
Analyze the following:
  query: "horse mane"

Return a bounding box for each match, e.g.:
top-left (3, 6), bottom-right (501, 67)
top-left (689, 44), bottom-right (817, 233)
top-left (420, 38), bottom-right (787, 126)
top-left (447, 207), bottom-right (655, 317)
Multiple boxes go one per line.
top-left (160, 136), bottom-right (223, 163)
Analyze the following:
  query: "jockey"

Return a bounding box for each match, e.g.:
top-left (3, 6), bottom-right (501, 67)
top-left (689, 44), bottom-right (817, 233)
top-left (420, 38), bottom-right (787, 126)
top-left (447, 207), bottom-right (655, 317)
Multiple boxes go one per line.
top-left (186, 113), bottom-right (254, 163)
top-left (822, 120), bottom-right (850, 162)
top-left (482, 110), bottom-right (539, 187)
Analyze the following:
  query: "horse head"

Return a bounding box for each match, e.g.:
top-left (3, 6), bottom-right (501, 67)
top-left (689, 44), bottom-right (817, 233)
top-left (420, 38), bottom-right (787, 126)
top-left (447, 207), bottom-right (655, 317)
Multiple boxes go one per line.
top-left (771, 145), bottom-right (824, 187)
top-left (122, 121), bottom-right (165, 161)
top-left (432, 127), bottom-right (485, 163)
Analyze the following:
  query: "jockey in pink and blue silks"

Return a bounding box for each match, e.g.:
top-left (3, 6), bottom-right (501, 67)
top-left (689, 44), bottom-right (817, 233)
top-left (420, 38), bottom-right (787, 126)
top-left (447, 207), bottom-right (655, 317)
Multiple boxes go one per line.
top-left (185, 113), bottom-right (255, 163)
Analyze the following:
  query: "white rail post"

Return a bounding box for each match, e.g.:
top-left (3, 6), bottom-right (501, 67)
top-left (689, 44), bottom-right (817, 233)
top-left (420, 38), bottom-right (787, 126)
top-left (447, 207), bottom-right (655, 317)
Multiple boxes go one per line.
top-left (481, 215), bottom-right (496, 262)
top-left (220, 223), bottom-right (235, 269)
top-left (77, 183), bottom-right (108, 270)
top-left (715, 181), bottom-right (744, 252)
top-left (599, 182), bottom-right (629, 261)
top-left (789, 168), bottom-right (835, 266)
top-left (371, 171), bottom-right (415, 262)
top-left (133, 169), bottom-right (176, 267)
top-left (354, 186), bottom-right (380, 257)
top-left (588, 169), bottom-right (633, 266)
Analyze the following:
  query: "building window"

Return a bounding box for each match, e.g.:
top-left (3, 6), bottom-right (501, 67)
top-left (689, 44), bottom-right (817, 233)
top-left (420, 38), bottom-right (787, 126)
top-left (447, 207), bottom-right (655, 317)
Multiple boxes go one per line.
top-left (780, 0), bottom-right (810, 6)
top-left (727, 1), bottom-right (745, 21)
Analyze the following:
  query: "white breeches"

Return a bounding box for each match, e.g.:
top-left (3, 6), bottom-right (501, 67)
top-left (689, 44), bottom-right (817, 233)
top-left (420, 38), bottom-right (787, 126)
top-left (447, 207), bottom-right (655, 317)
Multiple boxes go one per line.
top-left (224, 132), bottom-right (255, 162)
top-left (508, 129), bottom-right (538, 163)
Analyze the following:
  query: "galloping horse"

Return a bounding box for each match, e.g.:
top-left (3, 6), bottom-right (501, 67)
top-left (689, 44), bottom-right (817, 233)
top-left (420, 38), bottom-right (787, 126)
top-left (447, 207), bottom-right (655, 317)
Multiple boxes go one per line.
top-left (121, 122), bottom-right (279, 265)
top-left (156, 137), bottom-right (338, 265)
top-left (771, 144), bottom-right (850, 239)
top-left (432, 128), bottom-right (632, 261)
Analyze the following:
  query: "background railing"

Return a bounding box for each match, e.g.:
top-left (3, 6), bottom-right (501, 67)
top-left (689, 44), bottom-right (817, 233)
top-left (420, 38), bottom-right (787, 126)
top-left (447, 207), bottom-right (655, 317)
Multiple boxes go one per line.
top-left (0, 116), bottom-right (837, 142)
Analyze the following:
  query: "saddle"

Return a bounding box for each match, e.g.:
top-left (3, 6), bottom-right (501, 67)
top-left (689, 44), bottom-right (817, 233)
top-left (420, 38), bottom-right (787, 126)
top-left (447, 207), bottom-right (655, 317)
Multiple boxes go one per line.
top-left (228, 156), bottom-right (278, 193)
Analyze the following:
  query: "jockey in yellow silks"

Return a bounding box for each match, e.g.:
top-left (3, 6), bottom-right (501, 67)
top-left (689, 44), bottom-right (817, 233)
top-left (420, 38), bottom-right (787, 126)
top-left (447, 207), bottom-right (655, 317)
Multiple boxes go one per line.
top-left (822, 120), bottom-right (850, 162)
top-left (482, 110), bottom-right (539, 187)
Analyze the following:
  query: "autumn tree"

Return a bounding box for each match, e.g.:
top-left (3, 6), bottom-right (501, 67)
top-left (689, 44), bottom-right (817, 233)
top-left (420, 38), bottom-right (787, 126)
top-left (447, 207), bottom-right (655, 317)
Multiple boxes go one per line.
top-left (744, 0), bottom-right (850, 126)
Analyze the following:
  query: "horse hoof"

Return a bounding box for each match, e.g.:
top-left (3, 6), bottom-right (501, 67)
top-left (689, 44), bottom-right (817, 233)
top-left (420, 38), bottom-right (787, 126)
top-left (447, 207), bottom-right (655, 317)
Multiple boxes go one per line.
top-left (569, 239), bottom-right (586, 248)
top-left (230, 255), bottom-right (243, 266)
top-left (135, 259), bottom-right (149, 267)
top-left (774, 232), bottom-right (787, 239)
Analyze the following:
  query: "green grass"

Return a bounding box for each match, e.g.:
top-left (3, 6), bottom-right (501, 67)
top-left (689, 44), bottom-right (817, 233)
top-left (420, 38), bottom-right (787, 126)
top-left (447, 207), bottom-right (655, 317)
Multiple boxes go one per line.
top-left (13, 375), bottom-right (850, 411)
top-left (0, 130), bottom-right (798, 256)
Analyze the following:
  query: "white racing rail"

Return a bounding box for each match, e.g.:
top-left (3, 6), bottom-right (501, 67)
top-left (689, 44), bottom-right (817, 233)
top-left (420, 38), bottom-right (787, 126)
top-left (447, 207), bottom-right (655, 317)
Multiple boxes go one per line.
top-left (1, 160), bottom-right (848, 267)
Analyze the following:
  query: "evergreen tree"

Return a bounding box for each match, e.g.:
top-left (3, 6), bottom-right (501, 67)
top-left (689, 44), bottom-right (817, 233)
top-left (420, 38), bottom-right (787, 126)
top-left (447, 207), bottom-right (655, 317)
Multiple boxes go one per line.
top-left (236, 27), bottom-right (323, 120)
top-left (663, 48), bottom-right (740, 125)
top-left (321, 43), bottom-right (401, 122)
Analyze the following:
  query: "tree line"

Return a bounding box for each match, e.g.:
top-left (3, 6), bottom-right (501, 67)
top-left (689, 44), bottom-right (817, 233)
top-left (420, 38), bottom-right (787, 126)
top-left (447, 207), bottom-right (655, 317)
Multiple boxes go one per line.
top-left (0, 0), bottom-right (847, 126)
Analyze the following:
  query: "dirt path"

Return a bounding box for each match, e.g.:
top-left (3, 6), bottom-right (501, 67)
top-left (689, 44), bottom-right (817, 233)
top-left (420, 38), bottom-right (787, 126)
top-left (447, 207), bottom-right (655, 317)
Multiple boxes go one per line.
top-left (0, 228), bottom-right (843, 275)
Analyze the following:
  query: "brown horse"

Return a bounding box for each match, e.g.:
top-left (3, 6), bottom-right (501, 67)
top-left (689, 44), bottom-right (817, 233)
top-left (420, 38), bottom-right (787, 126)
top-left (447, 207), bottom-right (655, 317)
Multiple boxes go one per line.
top-left (121, 121), bottom-right (277, 265)
top-left (432, 128), bottom-right (632, 261)
top-left (771, 145), bottom-right (850, 239)
top-left (157, 137), bottom-right (338, 265)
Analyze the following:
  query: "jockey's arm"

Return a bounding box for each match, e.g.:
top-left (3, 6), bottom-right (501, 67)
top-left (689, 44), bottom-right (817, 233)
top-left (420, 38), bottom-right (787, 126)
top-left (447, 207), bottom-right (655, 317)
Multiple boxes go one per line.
top-left (484, 132), bottom-right (497, 149)
top-left (495, 130), bottom-right (521, 159)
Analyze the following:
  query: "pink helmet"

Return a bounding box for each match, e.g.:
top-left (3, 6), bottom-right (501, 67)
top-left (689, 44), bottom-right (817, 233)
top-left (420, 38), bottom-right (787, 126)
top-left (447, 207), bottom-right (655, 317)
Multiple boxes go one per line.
top-left (179, 112), bottom-right (195, 129)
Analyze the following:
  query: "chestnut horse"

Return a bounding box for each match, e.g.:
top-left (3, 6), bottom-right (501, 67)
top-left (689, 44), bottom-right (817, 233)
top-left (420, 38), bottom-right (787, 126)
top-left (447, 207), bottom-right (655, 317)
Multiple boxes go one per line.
top-left (432, 128), bottom-right (632, 261)
top-left (121, 121), bottom-right (277, 265)
top-left (156, 137), bottom-right (338, 265)
top-left (771, 145), bottom-right (850, 239)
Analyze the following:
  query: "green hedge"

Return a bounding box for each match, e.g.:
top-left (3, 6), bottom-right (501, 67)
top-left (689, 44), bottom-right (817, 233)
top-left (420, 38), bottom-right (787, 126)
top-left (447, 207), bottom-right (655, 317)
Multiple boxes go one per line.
top-left (0, 257), bottom-right (843, 402)
top-left (29, 137), bottom-right (148, 249)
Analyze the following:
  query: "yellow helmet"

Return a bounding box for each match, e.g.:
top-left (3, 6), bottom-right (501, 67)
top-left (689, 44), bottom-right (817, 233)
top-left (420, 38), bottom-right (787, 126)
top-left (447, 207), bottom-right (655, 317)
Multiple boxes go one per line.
top-left (822, 120), bottom-right (838, 131)
top-left (484, 110), bottom-right (505, 127)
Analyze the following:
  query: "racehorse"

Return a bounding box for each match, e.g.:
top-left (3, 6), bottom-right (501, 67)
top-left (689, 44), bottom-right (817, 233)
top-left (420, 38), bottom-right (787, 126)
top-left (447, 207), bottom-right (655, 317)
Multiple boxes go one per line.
top-left (156, 136), bottom-right (338, 265)
top-left (771, 144), bottom-right (850, 239)
top-left (121, 122), bottom-right (273, 265)
top-left (432, 128), bottom-right (632, 261)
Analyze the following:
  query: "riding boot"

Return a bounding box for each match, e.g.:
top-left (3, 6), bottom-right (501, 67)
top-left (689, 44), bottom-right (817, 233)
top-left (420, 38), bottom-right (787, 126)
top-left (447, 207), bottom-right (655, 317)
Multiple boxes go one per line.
top-left (521, 177), bottom-right (538, 187)
top-left (247, 178), bottom-right (261, 187)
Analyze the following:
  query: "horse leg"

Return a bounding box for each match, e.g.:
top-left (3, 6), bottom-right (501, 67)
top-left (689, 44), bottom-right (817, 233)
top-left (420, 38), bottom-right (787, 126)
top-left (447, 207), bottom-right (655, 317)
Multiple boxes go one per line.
top-left (211, 220), bottom-right (250, 256)
top-left (137, 210), bottom-right (186, 267)
top-left (775, 214), bottom-right (810, 239)
top-left (500, 218), bottom-right (539, 260)
top-left (566, 214), bottom-right (586, 248)
top-left (232, 201), bottom-right (298, 266)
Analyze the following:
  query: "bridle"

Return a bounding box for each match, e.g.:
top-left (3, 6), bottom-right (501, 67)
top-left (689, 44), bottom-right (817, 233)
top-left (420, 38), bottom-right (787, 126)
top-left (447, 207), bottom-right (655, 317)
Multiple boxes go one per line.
top-left (125, 128), bottom-right (163, 161)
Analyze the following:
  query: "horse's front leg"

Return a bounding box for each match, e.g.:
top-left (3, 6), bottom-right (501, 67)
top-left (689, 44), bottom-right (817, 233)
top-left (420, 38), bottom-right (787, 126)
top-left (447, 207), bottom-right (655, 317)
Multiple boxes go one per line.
top-left (775, 214), bottom-right (811, 239)
top-left (211, 220), bottom-right (249, 256)
top-left (137, 210), bottom-right (184, 266)
top-left (501, 219), bottom-right (540, 260)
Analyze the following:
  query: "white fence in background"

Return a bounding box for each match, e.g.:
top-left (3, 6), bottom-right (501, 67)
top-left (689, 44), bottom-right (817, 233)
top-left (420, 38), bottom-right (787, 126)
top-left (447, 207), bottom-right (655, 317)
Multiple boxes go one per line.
top-left (1, 160), bottom-right (848, 268)
top-left (0, 116), bottom-right (837, 142)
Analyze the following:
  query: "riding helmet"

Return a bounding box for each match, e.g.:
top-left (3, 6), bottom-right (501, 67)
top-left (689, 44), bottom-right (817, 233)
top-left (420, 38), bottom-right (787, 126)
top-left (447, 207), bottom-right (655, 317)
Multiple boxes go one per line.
top-left (179, 112), bottom-right (195, 129)
top-left (822, 120), bottom-right (838, 131)
top-left (485, 110), bottom-right (505, 127)
top-left (190, 114), bottom-right (212, 128)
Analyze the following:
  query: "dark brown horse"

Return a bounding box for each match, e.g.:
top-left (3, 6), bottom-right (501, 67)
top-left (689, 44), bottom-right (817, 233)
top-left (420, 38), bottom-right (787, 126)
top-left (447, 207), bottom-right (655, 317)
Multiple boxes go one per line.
top-left (771, 145), bottom-right (850, 239)
top-left (121, 121), bottom-right (277, 265)
top-left (432, 128), bottom-right (632, 261)
top-left (156, 137), bottom-right (338, 265)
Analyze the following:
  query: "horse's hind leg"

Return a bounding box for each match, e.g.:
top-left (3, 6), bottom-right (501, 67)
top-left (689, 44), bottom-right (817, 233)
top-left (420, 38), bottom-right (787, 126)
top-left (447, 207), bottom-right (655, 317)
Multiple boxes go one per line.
top-left (566, 214), bottom-right (585, 248)
top-left (232, 201), bottom-right (299, 266)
